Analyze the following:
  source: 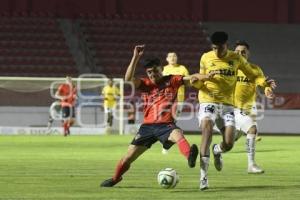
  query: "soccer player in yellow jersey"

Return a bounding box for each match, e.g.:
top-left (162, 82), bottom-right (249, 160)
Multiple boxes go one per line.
top-left (195, 32), bottom-right (274, 190)
top-left (234, 40), bottom-right (276, 174)
top-left (162, 52), bottom-right (189, 154)
top-left (163, 52), bottom-right (189, 114)
top-left (102, 78), bottom-right (120, 130)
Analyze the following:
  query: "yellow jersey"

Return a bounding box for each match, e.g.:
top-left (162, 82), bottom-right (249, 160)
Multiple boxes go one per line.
top-left (198, 50), bottom-right (262, 105)
top-left (234, 63), bottom-right (268, 112)
top-left (102, 85), bottom-right (120, 108)
top-left (163, 64), bottom-right (189, 102)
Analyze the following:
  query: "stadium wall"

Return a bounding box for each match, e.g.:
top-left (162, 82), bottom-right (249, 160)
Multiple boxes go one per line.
top-left (1, 0), bottom-right (300, 23)
top-left (0, 107), bottom-right (299, 134)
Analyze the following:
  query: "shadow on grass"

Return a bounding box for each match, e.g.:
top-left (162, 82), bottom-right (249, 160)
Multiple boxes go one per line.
top-left (232, 149), bottom-right (284, 154)
top-left (116, 186), bottom-right (159, 189)
top-left (171, 184), bottom-right (300, 193)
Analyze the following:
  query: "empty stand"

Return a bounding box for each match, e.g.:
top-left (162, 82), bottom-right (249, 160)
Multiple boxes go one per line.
top-left (78, 15), bottom-right (210, 77)
top-left (0, 14), bottom-right (78, 77)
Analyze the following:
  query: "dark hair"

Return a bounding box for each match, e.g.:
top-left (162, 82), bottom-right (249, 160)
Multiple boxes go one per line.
top-left (210, 31), bottom-right (228, 45)
top-left (235, 40), bottom-right (250, 49)
top-left (143, 57), bottom-right (161, 68)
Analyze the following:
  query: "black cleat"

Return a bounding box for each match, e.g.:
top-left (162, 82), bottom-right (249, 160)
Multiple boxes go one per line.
top-left (188, 144), bottom-right (199, 168)
top-left (100, 178), bottom-right (122, 187)
top-left (212, 144), bottom-right (223, 171)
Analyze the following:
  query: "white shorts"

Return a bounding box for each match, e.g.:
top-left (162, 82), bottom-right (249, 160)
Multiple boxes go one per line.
top-left (234, 106), bottom-right (258, 134)
top-left (198, 103), bottom-right (235, 130)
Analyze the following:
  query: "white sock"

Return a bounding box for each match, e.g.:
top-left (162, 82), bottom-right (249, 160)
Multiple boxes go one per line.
top-left (200, 156), bottom-right (209, 180)
top-left (246, 133), bottom-right (256, 166)
top-left (213, 144), bottom-right (223, 154)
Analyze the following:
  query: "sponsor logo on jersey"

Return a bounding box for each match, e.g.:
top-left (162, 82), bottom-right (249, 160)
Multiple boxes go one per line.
top-left (237, 76), bottom-right (250, 83)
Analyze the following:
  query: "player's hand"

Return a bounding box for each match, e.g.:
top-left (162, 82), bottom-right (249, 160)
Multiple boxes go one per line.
top-left (265, 87), bottom-right (275, 99)
top-left (206, 70), bottom-right (220, 79)
top-left (190, 75), bottom-right (199, 84)
top-left (133, 45), bottom-right (145, 57)
top-left (266, 77), bottom-right (277, 90)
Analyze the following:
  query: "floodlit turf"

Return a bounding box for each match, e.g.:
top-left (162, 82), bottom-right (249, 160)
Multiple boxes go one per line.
top-left (0, 135), bottom-right (300, 200)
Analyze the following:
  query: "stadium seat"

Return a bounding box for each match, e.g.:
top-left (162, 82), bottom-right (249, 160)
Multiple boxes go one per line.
top-left (0, 15), bottom-right (78, 77)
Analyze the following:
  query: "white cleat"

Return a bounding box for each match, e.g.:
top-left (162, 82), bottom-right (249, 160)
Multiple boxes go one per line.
top-left (248, 164), bottom-right (264, 174)
top-left (256, 136), bottom-right (262, 142)
top-left (161, 148), bottom-right (169, 155)
top-left (200, 177), bottom-right (209, 190)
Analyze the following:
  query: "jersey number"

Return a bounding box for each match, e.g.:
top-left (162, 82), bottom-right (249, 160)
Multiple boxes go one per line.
top-left (205, 105), bottom-right (215, 113)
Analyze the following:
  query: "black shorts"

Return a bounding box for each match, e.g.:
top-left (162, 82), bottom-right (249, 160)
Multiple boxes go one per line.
top-left (62, 106), bottom-right (75, 119)
top-left (131, 123), bottom-right (181, 149)
top-left (128, 119), bottom-right (135, 124)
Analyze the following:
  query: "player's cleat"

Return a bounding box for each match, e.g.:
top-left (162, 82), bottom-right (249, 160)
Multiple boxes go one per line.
top-left (188, 144), bottom-right (199, 168)
top-left (200, 177), bottom-right (209, 190)
top-left (212, 144), bottom-right (223, 171)
top-left (255, 136), bottom-right (262, 142)
top-left (248, 164), bottom-right (264, 174)
top-left (100, 177), bottom-right (122, 187)
top-left (161, 148), bottom-right (169, 155)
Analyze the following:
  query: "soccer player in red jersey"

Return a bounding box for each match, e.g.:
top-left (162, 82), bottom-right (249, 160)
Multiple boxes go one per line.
top-left (55, 76), bottom-right (77, 136)
top-left (100, 45), bottom-right (211, 187)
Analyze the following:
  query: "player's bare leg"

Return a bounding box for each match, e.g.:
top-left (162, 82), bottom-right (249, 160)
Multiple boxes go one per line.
top-left (105, 112), bottom-right (113, 134)
top-left (162, 105), bottom-right (183, 155)
top-left (199, 118), bottom-right (213, 190)
top-left (168, 129), bottom-right (198, 168)
top-left (212, 126), bottom-right (235, 171)
top-left (247, 126), bottom-right (264, 174)
top-left (106, 112), bottom-right (113, 127)
top-left (67, 118), bottom-right (75, 135)
top-left (63, 119), bottom-right (69, 136)
top-left (101, 145), bottom-right (148, 187)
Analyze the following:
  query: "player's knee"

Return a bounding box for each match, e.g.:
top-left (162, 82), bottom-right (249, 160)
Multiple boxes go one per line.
top-left (201, 119), bottom-right (213, 133)
top-left (248, 126), bottom-right (257, 135)
top-left (169, 129), bottom-right (184, 142)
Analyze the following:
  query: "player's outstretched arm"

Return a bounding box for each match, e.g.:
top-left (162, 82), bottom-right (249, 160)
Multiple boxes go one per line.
top-left (183, 71), bottom-right (220, 88)
top-left (125, 45), bottom-right (145, 88)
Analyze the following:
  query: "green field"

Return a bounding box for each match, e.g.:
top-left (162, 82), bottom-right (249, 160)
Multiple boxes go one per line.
top-left (0, 135), bottom-right (300, 200)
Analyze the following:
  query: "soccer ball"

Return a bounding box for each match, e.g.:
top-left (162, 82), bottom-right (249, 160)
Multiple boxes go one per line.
top-left (157, 168), bottom-right (179, 189)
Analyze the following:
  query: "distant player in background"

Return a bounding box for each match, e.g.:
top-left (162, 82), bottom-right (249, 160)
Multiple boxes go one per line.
top-left (163, 52), bottom-right (189, 116)
top-left (101, 78), bottom-right (120, 132)
top-left (234, 40), bottom-right (276, 173)
top-left (55, 76), bottom-right (77, 136)
top-left (101, 45), bottom-right (204, 187)
top-left (162, 52), bottom-right (189, 154)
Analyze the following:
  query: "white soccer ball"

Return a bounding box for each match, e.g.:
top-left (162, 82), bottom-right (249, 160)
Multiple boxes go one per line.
top-left (157, 168), bottom-right (179, 189)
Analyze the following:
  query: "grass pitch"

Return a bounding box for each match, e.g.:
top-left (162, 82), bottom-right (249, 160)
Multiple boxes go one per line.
top-left (0, 135), bottom-right (300, 200)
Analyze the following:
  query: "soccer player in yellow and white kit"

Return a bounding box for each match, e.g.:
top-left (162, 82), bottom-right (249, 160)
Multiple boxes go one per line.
top-left (234, 40), bottom-right (276, 173)
top-left (162, 52), bottom-right (189, 154)
top-left (195, 32), bottom-right (274, 190)
top-left (102, 78), bottom-right (120, 130)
